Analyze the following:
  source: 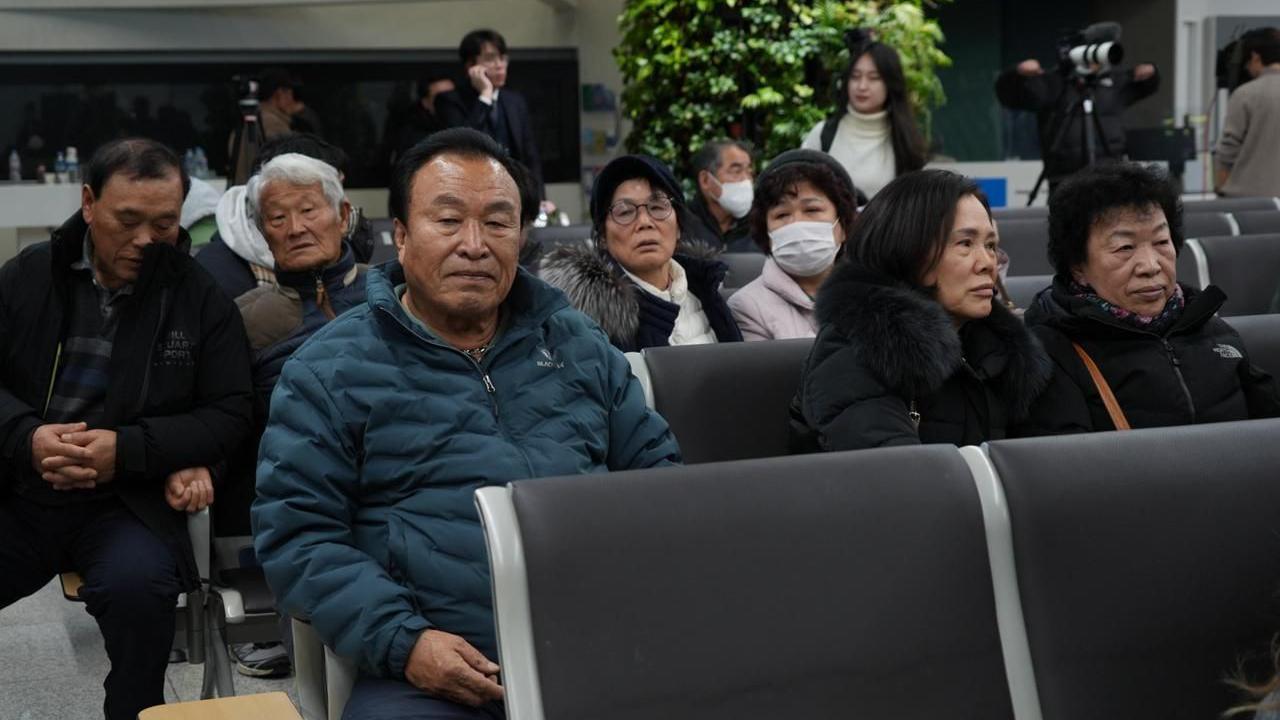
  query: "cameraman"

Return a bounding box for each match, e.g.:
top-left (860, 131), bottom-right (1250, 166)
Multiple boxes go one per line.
top-left (996, 24), bottom-right (1159, 189)
top-left (1216, 27), bottom-right (1280, 198)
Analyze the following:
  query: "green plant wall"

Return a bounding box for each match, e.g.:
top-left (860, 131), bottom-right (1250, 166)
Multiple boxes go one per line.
top-left (615, 0), bottom-right (952, 178)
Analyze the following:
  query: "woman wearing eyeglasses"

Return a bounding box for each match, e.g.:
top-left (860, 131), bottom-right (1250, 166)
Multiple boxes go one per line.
top-left (541, 155), bottom-right (742, 351)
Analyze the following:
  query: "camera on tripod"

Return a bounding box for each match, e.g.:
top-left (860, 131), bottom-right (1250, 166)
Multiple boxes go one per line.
top-left (1057, 22), bottom-right (1125, 78)
top-left (228, 73), bottom-right (265, 184)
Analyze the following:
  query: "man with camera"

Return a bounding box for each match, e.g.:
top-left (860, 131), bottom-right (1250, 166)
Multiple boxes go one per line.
top-left (1216, 27), bottom-right (1280, 198)
top-left (996, 22), bottom-right (1159, 192)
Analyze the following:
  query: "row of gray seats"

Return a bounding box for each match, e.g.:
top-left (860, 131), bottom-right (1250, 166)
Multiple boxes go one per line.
top-left (1004, 233), bottom-right (1280, 316)
top-left (478, 417), bottom-right (1280, 719)
top-left (992, 195), bottom-right (1280, 221)
top-left (626, 313), bottom-right (1280, 464)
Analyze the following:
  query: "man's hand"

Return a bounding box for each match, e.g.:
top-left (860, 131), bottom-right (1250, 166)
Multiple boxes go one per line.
top-left (1134, 63), bottom-right (1156, 82)
top-left (404, 629), bottom-right (503, 707)
top-left (468, 65), bottom-right (495, 102)
top-left (32, 422), bottom-right (96, 490)
top-left (59, 429), bottom-right (117, 486)
top-left (1017, 59), bottom-right (1044, 77)
top-left (165, 467), bottom-right (214, 513)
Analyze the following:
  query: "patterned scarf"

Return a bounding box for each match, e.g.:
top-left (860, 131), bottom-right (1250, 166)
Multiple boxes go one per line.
top-left (1069, 280), bottom-right (1185, 335)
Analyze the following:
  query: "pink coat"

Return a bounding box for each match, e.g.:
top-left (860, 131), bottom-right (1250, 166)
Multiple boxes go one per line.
top-left (726, 257), bottom-right (818, 342)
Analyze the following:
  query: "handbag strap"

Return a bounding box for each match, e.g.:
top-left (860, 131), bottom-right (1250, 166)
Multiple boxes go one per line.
top-left (1071, 341), bottom-right (1131, 431)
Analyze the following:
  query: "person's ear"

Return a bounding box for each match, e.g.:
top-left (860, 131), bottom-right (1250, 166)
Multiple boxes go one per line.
top-left (339, 199), bottom-right (352, 235)
top-left (393, 217), bottom-right (408, 264)
top-left (81, 184), bottom-right (96, 226)
top-left (697, 170), bottom-right (716, 195)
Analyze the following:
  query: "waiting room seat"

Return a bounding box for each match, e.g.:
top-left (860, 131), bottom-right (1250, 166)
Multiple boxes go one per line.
top-left (366, 218), bottom-right (397, 265)
top-left (1225, 314), bottom-right (1280, 379)
top-left (1231, 210), bottom-right (1280, 236)
top-left (1003, 274), bottom-right (1051, 310)
top-left (994, 217), bottom-right (1053, 276)
top-left (528, 223), bottom-right (592, 248)
top-left (719, 252), bottom-right (766, 289)
top-left (1183, 196), bottom-right (1280, 213)
top-left (138, 691), bottom-right (301, 719)
top-left (1186, 234), bottom-right (1280, 316)
top-left (641, 338), bottom-right (812, 463)
top-left (1184, 211), bottom-right (1237, 239)
top-left (476, 446), bottom-right (1017, 720)
top-left (991, 206), bottom-right (1048, 221)
top-left (292, 618), bottom-right (357, 720)
top-left (981, 418), bottom-right (1280, 720)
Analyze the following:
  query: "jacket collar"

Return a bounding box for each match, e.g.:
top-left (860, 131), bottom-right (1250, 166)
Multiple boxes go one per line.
top-left (816, 259), bottom-right (1051, 418)
top-left (274, 242), bottom-right (358, 296)
top-left (51, 211), bottom-right (192, 292)
top-left (366, 260), bottom-right (567, 350)
top-left (1026, 276), bottom-right (1225, 338)
top-left (761, 257), bottom-right (815, 311)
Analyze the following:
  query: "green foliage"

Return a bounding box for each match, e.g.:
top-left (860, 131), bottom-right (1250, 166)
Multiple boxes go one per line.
top-left (614, 0), bottom-right (952, 178)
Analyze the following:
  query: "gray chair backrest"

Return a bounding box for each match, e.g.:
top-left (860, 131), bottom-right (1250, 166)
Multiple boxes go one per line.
top-left (1183, 196), bottom-right (1280, 213)
top-left (992, 206), bottom-right (1048, 221)
top-left (366, 218), bottom-right (398, 265)
top-left (1003, 274), bottom-right (1051, 310)
top-left (1184, 211), bottom-right (1236, 239)
top-left (719, 251), bottom-right (766, 289)
top-left (643, 338), bottom-right (812, 463)
top-left (1231, 210), bottom-right (1280, 236)
top-left (504, 447), bottom-right (1016, 720)
top-left (528, 223), bottom-right (593, 247)
top-left (986, 419), bottom-right (1280, 720)
top-left (995, 217), bottom-right (1054, 276)
top-left (1192, 233), bottom-right (1280, 316)
top-left (1176, 243), bottom-right (1205, 290)
top-left (1225, 314), bottom-right (1280, 379)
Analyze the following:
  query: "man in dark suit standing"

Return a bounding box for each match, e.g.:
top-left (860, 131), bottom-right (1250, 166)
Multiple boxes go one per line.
top-left (437, 29), bottom-right (545, 202)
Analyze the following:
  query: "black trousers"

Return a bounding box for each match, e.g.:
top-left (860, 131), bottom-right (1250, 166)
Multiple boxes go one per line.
top-left (343, 676), bottom-right (505, 720)
top-left (0, 493), bottom-right (181, 720)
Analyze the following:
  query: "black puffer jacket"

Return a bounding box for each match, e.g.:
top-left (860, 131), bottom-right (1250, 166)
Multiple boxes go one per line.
top-left (1015, 279), bottom-right (1280, 434)
top-left (791, 262), bottom-right (1052, 452)
top-left (0, 213), bottom-right (253, 589)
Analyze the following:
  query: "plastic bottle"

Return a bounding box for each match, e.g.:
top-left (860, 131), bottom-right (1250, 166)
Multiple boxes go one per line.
top-left (65, 147), bottom-right (79, 184)
top-left (195, 147), bottom-right (209, 179)
top-left (54, 151), bottom-right (67, 184)
top-left (8, 150), bottom-right (20, 181)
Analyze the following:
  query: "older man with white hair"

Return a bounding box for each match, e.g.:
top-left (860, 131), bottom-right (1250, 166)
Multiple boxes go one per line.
top-left (227, 152), bottom-right (370, 678)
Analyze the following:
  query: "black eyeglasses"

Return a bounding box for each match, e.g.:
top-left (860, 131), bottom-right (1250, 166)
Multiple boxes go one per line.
top-left (608, 197), bottom-right (674, 226)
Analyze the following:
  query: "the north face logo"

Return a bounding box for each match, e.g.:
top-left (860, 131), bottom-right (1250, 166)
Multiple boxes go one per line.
top-left (156, 329), bottom-right (196, 367)
top-left (1213, 344), bottom-right (1243, 359)
top-left (535, 345), bottom-right (564, 369)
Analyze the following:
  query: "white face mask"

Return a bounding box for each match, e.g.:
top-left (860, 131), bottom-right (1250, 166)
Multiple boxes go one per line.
top-left (768, 220), bottom-right (838, 277)
top-left (711, 176), bottom-right (754, 219)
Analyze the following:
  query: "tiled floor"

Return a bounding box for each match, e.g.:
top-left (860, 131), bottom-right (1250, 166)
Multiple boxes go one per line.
top-left (0, 578), bottom-right (297, 719)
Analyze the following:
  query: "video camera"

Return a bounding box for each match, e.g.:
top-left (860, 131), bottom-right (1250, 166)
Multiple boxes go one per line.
top-left (1057, 22), bottom-right (1125, 78)
top-left (231, 74), bottom-right (260, 108)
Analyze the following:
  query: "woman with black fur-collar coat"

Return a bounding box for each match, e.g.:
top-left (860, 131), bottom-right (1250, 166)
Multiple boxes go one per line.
top-left (540, 155), bottom-right (742, 352)
top-left (791, 170), bottom-right (1051, 452)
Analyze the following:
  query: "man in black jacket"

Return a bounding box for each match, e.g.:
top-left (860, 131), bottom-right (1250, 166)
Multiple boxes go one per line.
top-left (0, 138), bottom-right (253, 720)
top-left (436, 28), bottom-right (545, 200)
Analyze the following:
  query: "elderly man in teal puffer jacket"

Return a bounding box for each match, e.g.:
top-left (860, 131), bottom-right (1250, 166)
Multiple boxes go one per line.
top-left (251, 128), bottom-right (681, 720)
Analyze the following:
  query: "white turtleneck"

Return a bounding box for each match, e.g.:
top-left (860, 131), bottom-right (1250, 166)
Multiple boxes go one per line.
top-left (802, 107), bottom-right (896, 200)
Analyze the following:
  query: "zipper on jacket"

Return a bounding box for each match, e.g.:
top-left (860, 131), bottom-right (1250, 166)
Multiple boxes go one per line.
top-left (42, 342), bottom-right (64, 416)
top-left (1160, 338), bottom-right (1197, 423)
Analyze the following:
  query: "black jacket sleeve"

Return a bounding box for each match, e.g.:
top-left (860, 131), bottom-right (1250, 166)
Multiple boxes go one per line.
top-left (798, 340), bottom-right (920, 451)
top-left (436, 89), bottom-right (491, 133)
top-left (509, 93), bottom-right (544, 199)
top-left (995, 67), bottom-right (1060, 113)
top-left (0, 257), bottom-right (43, 489)
top-left (115, 286), bottom-right (253, 482)
top-left (1118, 65), bottom-right (1160, 107)
top-left (1239, 359), bottom-right (1280, 420)
top-left (1009, 327), bottom-right (1096, 436)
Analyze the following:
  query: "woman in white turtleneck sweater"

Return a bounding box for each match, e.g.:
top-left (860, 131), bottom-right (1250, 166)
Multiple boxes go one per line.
top-left (802, 38), bottom-right (926, 200)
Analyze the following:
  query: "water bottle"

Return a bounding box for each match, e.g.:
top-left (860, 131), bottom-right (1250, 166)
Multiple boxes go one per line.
top-left (7, 150), bottom-right (20, 181)
top-left (184, 149), bottom-right (196, 178)
top-left (64, 147), bottom-right (80, 184)
top-left (54, 151), bottom-right (67, 184)
top-left (195, 147), bottom-right (209, 179)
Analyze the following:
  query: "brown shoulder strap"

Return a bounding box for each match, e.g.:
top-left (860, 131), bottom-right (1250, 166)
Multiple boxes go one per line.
top-left (1071, 341), bottom-right (1131, 431)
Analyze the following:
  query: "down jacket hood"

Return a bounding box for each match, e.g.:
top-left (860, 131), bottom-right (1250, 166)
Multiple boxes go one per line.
top-left (816, 260), bottom-right (1052, 420)
top-left (215, 185), bottom-right (275, 270)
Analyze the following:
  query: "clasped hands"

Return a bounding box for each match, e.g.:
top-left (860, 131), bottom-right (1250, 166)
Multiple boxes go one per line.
top-left (31, 422), bottom-right (213, 512)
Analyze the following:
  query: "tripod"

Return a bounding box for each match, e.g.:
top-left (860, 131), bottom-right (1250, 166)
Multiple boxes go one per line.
top-left (1026, 76), bottom-right (1113, 206)
top-left (228, 96), bottom-right (265, 186)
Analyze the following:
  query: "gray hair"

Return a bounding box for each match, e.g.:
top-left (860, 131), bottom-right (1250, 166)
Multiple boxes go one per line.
top-left (246, 153), bottom-right (344, 230)
top-left (691, 138), bottom-right (753, 177)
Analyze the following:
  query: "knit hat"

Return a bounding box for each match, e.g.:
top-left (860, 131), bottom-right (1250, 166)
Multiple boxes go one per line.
top-left (590, 154), bottom-right (685, 228)
top-left (756, 149), bottom-right (858, 201)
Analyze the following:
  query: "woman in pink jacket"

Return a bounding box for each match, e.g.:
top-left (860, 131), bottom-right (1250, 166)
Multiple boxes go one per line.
top-left (728, 150), bottom-right (859, 341)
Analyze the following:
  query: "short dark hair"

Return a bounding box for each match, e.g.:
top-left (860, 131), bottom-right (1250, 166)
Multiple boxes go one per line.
top-left (691, 138), bottom-right (753, 178)
top-left (846, 169), bottom-right (989, 286)
top-left (258, 67), bottom-right (296, 100)
top-left (1243, 27), bottom-right (1280, 66)
top-left (86, 137), bottom-right (189, 199)
top-left (253, 133), bottom-right (349, 177)
top-left (1046, 162), bottom-right (1184, 278)
top-left (390, 127), bottom-right (527, 227)
top-left (750, 161), bottom-right (858, 255)
top-left (459, 29), bottom-right (507, 65)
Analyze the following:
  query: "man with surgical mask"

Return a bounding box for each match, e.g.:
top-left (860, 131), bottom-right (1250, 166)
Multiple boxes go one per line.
top-left (687, 139), bottom-right (757, 253)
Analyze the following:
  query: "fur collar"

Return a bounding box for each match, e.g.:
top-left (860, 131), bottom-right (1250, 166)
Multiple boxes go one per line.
top-left (816, 260), bottom-right (1052, 419)
top-left (539, 240), bottom-right (724, 347)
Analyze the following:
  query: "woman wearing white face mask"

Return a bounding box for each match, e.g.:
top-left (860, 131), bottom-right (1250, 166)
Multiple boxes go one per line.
top-left (728, 150), bottom-right (857, 341)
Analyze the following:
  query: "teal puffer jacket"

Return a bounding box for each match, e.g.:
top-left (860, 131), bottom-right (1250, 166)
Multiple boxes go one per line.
top-left (252, 262), bottom-right (680, 679)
